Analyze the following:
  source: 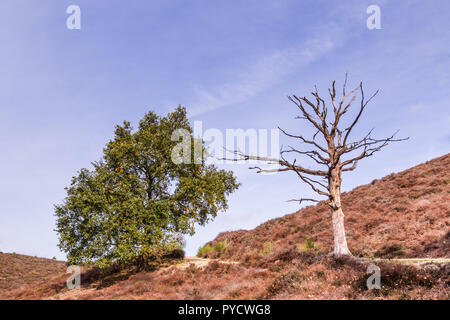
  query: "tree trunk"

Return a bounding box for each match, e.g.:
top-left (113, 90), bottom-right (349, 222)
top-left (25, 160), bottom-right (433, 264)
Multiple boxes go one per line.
top-left (329, 168), bottom-right (352, 256)
top-left (331, 206), bottom-right (351, 256)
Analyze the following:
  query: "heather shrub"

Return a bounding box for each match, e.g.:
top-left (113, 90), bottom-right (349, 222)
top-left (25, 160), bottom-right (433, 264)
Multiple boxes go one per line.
top-left (203, 260), bottom-right (221, 272)
top-left (266, 246), bottom-right (301, 265)
top-left (375, 242), bottom-right (406, 258)
top-left (242, 250), bottom-right (265, 267)
top-left (408, 192), bottom-right (420, 199)
top-left (263, 269), bottom-right (302, 298)
top-left (393, 206), bottom-right (407, 212)
top-left (262, 241), bottom-right (275, 256)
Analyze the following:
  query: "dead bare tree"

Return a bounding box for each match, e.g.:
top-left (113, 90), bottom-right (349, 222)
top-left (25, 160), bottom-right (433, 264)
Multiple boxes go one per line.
top-left (226, 75), bottom-right (408, 256)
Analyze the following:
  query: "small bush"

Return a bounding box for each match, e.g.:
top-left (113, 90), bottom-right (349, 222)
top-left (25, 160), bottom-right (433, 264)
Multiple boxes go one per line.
top-left (197, 241), bottom-right (229, 258)
top-left (197, 244), bottom-right (213, 257)
top-left (305, 238), bottom-right (315, 250)
top-left (297, 238), bottom-right (320, 253)
top-left (262, 241), bottom-right (275, 256)
top-left (214, 241), bottom-right (229, 256)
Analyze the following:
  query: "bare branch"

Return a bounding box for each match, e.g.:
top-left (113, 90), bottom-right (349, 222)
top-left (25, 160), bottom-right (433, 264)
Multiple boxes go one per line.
top-left (280, 146), bottom-right (329, 165)
top-left (247, 166), bottom-right (291, 173)
top-left (328, 80), bottom-right (337, 114)
top-left (278, 126), bottom-right (328, 154)
top-left (288, 95), bottom-right (327, 136)
top-left (313, 129), bottom-right (320, 140)
top-left (342, 83), bottom-right (379, 146)
top-left (222, 149), bottom-right (329, 176)
top-left (287, 198), bottom-right (321, 204)
top-left (342, 160), bottom-right (358, 172)
top-left (340, 131), bottom-right (409, 168)
top-left (343, 72), bottom-right (348, 96)
top-left (329, 79), bottom-right (359, 138)
top-left (289, 159), bottom-right (330, 196)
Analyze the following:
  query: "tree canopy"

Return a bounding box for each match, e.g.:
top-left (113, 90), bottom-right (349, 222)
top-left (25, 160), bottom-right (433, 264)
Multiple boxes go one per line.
top-left (55, 106), bottom-right (239, 268)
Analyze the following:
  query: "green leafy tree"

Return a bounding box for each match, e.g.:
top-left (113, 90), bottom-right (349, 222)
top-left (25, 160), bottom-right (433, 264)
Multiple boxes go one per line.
top-left (55, 106), bottom-right (239, 268)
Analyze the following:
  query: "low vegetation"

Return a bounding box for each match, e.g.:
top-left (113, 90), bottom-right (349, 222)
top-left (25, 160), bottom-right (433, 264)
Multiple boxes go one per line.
top-left (197, 240), bottom-right (230, 258)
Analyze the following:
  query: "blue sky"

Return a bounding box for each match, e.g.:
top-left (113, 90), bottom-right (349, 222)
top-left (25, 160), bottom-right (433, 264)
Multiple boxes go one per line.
top-left (0, 0), bottom-right (449, 259)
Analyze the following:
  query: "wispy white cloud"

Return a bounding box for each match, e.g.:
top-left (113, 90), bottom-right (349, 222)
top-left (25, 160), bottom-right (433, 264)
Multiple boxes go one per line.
top-left (189, 37), bottom-right (335, 116)
top-left (408, 102), bottom-right (426, 114)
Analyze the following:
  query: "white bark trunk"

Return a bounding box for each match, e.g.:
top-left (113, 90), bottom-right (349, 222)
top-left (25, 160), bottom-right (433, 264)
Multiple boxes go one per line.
top-left (329, 167), bottom-right (351, 256)
top-left (332, 207), bottom-right (351, 256)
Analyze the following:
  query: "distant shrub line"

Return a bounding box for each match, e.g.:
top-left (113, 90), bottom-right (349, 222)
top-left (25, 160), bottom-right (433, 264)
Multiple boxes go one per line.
top-left (197, 240), bottom-right (230, 258)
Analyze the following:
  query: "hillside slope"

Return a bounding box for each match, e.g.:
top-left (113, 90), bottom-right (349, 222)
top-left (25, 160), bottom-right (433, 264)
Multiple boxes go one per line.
top-left (205, 153), bottom-right (450, 262)
top-left (0, 252), bottom-right (66, 291)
